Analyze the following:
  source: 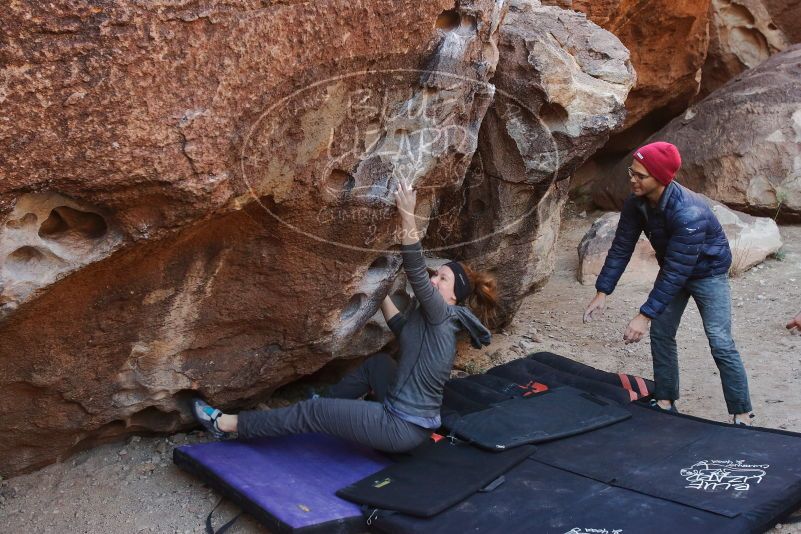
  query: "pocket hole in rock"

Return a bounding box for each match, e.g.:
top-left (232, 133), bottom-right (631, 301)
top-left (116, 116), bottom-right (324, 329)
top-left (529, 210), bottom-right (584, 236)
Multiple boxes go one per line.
top-left (539, 101), bottom-right (569, 127)
top-left (460, 14), bottom-right (477, 31)
top-left (38, 206), bottom-right (108, 241)
top-left (367, 255), bottom-right (392, 273)
top-left (470, 198), bottom-right (487, 213)
top-left (325, 169), bottom-right (356, 198)
top-left (341, 293), bottom-right (368, 322)
top-left (363, 255), bottom-right (400, 289)
top-left (436, 9), bottom-right (461, 31)
top-left (127, 406), bottom-right (181, 432)
top-left (8, 245), bottom-right (44, 263)
top-left (5, 213), bottom-right (38, 229)
top-left (5, 246), bottom-right (66, 279)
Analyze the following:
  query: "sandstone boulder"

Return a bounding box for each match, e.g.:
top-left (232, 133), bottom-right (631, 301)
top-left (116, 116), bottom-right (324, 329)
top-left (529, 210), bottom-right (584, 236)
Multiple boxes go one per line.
top-left (700, 0), bottom-right (793, 97)
top-left (592, 45), bottom-right (801, 220)
top-left (762, 0), bottom-right (801, 43)
top-left (712, 199), bottom-right (785, 275)
top-left (542, 0), bottom-right (712, 131)
top-left (578, 201), bottom-right (783, 285)
top-left (425, 0), bottom-right (634, 323)
top-left (0, 0), bottom-right (636, 478)
top-left (569, 0), bottom-right (801, 200)
top-left (0, 0), bottom-right (505, 476)
top-left (577, 211), bottom-right (658, 286)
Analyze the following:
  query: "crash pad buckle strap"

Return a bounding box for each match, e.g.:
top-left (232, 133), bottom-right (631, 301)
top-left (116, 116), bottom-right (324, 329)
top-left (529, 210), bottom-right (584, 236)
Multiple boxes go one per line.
top-left (634, 375), bottom-right (649, 397)
top-left (618, 373), bottom-right (649, 398)
top-left (446, 425), bottom-right (474, 446)
top-left (618, 373), bottom-right (639, 401)
top-left (205, 498), bottom-right (242, 534)
top-left (446, 418), bottom-right (465, 445)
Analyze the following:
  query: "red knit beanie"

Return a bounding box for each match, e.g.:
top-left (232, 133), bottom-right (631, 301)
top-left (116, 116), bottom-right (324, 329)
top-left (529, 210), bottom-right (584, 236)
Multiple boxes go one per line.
top-left (633, 142), bottom-right (682, 186)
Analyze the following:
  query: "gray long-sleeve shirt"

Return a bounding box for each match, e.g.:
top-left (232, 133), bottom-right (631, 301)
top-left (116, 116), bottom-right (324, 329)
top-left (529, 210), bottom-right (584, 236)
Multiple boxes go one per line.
top-left (383, 242), bottom-right (492, 424)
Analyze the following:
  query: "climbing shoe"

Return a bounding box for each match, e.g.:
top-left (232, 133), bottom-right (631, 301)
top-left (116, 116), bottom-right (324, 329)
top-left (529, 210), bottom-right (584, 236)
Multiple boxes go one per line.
top-left (191, 398), bottom-right (229, 439)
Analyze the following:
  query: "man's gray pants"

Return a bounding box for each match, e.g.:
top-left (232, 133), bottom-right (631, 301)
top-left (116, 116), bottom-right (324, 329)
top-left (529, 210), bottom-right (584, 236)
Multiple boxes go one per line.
top-left (237, 353), bottom-right (429, 453)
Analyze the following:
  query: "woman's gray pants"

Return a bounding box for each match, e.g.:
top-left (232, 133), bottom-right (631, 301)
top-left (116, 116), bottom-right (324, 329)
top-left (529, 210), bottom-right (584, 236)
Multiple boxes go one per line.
top-left (237, 353), bottom-right (429, 453)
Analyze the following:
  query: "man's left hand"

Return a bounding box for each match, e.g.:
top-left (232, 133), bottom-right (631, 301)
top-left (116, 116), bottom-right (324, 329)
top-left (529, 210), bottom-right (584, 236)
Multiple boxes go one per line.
top-left (624, 313), bottom-right (651, 344)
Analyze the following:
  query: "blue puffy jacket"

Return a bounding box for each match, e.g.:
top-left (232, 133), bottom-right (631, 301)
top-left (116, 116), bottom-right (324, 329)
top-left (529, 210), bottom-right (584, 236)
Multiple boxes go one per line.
top-left (595, 181), bottom-right (732, 318)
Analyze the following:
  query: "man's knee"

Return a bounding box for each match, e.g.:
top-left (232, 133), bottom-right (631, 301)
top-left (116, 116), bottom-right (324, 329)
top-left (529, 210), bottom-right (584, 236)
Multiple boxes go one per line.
top-left (706, 331), bottom-right (737, 354)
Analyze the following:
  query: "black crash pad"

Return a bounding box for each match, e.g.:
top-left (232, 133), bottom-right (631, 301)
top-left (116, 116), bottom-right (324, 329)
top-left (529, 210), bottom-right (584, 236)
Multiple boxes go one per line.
top-left (534, 403), bottom-right (801, 520)
top-left (336, 439), bottom-right (534, 517)
top-left (446, 386), bottom-right (632, 450)
top-left (367, 458), bottom-right (743, 534)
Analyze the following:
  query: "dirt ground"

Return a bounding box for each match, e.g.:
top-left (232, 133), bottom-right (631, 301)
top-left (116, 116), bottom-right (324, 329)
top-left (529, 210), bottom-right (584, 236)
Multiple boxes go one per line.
top-left (2, 205), bottom-right (801, 534)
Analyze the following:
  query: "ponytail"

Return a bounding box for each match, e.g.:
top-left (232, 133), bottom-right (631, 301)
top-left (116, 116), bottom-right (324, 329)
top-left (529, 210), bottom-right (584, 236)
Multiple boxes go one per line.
top-left (461, 264), bottom-right (499, 328)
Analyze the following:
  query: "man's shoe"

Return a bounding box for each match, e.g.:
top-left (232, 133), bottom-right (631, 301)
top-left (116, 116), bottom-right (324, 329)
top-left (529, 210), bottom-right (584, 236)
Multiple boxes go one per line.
top-left (649, 399), bottom-right (679, 414)
top-left (732, 413), bottom-right (755, 426)
top-left (191, 398), bottom-right (229, 439)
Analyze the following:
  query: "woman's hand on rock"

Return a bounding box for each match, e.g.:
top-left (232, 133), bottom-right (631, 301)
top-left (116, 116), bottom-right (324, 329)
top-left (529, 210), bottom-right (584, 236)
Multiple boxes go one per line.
top-left (394, 177), bottom-right (417, 221)
top-left (395, 177), bottom-right (421, 244)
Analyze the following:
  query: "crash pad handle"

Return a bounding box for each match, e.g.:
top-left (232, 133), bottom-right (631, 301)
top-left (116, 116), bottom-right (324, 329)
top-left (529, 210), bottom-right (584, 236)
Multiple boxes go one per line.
top-left (479, 475), bottom-right (506, 493)
top-left (206, 497), bottom-right (242, 534)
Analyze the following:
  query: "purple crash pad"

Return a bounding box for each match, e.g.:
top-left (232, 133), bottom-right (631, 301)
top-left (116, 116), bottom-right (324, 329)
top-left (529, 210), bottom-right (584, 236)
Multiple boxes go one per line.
top-left (173, 433), bottom-right (392, 533)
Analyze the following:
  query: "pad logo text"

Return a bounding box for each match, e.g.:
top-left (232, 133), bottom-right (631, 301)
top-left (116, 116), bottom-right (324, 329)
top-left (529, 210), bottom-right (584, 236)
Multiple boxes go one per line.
top-left (564, 528), bottom-right (623, 534)
top-left (680, 460), bottom-right (769, 492)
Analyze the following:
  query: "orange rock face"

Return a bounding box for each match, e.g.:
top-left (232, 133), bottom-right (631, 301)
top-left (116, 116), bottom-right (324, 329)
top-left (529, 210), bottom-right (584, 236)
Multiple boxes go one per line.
top-left (0, 0), bottom-right (505, 476)
top-left (0, 0), bottom-right (633, 477)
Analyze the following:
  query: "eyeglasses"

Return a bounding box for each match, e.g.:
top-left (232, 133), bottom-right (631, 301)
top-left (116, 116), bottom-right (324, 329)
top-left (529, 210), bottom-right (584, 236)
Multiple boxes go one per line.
top-left (627, 167), bottom-right (651, 181)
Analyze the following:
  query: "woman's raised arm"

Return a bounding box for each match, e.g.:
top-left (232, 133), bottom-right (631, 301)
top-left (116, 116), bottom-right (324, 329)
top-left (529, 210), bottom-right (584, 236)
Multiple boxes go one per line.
top-left (394, 178), bottom-right (449, 323)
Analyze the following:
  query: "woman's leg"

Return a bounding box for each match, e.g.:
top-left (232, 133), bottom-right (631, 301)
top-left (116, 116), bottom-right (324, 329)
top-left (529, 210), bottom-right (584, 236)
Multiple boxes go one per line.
top-left (324, 352), bottom-right (397, 402)
top-left (234, 398), bottom-right (428, 453)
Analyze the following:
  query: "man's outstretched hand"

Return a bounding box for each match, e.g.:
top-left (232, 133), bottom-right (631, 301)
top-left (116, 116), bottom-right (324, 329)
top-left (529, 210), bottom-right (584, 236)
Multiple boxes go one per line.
top-left (787, 310), bottom-right (801, 332)
top-left (583, 292), bottom-right (607, 323)
top-left (624, 313), bottom-right (650, 344)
